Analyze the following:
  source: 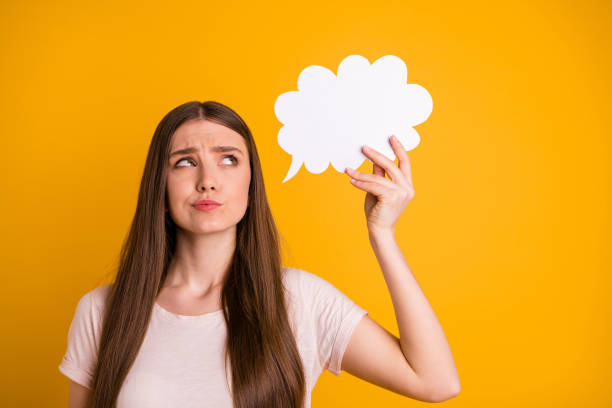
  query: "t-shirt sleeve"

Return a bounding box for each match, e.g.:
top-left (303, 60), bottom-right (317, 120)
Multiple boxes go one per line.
top-left (58, 288), bottom-right (104, 389)
top-left (298, 269), bottom-right (368, 376)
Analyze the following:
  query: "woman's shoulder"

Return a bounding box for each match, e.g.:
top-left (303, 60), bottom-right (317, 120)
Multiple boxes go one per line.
top-left (281, 266), bottom-right (339, 295)
top-left (281, 265), bottom-right (314, 287)
top-left (76, 283), bottom-right (113, 316)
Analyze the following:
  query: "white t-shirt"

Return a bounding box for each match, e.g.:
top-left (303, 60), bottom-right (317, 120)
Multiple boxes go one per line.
top-left (59, 266), bottom-right (368, 407)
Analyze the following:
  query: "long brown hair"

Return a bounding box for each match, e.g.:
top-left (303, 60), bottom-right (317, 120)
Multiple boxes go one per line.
top-left (88, 101), bottom-right (305, 407)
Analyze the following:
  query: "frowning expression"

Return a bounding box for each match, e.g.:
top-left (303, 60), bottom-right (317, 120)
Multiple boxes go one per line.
top-left (166, 119), bottom-right (251, 235)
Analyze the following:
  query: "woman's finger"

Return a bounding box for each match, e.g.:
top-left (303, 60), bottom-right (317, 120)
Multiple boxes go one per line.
top-left (373, 162), bottom-right (385, 178)
top-left (361, 144), bottom-right (405, 184)
top-left (390, 135), bottom-right (413, 184)
top-left (346, 167), bottom-right (395, 189)
top-left (349, 177), bottom-right (389, 197)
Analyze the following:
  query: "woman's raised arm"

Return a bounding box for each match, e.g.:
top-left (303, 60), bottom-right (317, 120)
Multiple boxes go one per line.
top-left (341, 135), bottom-right (460, 402)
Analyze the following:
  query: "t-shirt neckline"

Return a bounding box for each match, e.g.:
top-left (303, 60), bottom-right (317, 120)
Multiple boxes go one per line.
top-left (154, 302), bottom-right (225, 325)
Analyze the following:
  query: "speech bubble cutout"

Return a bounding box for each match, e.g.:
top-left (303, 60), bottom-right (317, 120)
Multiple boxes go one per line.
top-left (274, 54), bottom-right (433, 183)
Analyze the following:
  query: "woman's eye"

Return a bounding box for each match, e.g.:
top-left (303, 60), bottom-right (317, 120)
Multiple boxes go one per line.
top-left (222, 155), bottom-right (238, 165)
top-left (176, 158), bottom-right (195, 167)
top-left (175, 155), bottom-right (238, 168)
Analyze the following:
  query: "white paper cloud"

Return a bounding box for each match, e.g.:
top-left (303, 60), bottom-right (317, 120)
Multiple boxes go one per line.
top-left (274, 54), bottom-right (433, 183)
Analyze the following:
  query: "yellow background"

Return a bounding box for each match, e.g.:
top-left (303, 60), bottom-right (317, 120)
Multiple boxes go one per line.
top-left (1, 0), bottom-right (609, 406)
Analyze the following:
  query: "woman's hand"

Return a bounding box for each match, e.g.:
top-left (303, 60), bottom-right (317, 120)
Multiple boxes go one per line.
top-left (345, 135), bottom-right (415, 236)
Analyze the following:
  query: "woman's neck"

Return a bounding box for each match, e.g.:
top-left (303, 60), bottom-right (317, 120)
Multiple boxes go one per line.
top-left (163, 226), bottom-right (236, 295)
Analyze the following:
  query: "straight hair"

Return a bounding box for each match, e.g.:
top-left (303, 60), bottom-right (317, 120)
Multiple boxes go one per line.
top-left (87, 100), bottom-right (305, 407)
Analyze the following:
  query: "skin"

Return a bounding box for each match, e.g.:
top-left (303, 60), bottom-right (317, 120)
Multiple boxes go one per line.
top-left (68, 128), bottom-right (460, 404)
top-left (67, 381), bottom-right (89, 408)
top-left (157, 119), bottom-right (251, 314)
top-left (67, 119), bottom-right (251, 406)
top-left (340, 135), bottom-right (460, 402)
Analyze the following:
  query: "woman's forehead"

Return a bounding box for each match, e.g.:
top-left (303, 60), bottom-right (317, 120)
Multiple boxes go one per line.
top-left (171, 120), bottom-right (246, 151)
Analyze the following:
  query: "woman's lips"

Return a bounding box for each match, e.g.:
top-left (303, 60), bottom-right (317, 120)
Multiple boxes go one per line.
top-left (193, 203), bottom-right (222, 211)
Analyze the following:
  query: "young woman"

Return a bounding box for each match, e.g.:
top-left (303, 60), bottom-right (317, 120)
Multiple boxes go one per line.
top-left (59, 100), bottom-right (460, 407)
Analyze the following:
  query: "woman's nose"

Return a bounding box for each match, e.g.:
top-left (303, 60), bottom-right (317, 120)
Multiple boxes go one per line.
top-left (197, 159), bottom-right (218, 191)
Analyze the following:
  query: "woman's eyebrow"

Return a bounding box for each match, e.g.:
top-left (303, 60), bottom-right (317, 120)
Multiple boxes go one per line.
top-left (169, 146), bottom-right (244, 157)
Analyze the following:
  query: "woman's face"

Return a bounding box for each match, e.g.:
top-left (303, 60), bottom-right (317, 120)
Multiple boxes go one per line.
top-left (166, 119), bottom-right (251, 235)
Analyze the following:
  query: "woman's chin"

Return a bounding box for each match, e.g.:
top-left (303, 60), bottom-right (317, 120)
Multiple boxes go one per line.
top-left (178, 223), bottom-right (236, 235)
